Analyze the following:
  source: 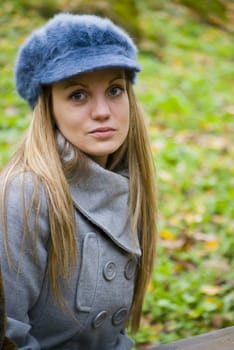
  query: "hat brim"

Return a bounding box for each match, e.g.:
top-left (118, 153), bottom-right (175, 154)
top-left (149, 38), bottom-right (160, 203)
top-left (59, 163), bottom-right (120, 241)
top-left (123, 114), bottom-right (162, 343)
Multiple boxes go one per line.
top-left (40, 52), bottom-right (141, 85)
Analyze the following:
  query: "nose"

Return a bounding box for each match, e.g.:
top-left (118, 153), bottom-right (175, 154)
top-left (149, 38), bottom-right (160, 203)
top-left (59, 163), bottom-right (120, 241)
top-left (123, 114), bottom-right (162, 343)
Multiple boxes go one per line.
top-left (91, 95), bottom-right (111, 120)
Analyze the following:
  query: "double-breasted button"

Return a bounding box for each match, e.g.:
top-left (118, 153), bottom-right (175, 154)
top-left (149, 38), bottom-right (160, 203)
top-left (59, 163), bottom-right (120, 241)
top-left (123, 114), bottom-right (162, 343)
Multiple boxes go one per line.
top-left (92, 311), bottom-right (108, 328)
top-left (103, 261), bottom-right (116, 281)
top-left (112, 307), bottom-right (128, 326)
top-left (124, 258), bottom-right (136, 280)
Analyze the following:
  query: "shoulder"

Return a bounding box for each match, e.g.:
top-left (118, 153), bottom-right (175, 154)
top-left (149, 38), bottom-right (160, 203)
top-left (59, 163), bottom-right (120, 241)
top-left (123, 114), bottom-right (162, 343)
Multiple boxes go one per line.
top-left (1, 171), bottom-right (41, 193)
top-left (0, 172), bottom-right (50, 248)
top-left (0, 171), bottom-right (48, 215)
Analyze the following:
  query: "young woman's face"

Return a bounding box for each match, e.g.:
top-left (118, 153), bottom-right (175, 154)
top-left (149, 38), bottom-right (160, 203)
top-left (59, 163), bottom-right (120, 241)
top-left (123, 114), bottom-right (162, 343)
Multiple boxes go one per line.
top-left (52, 68), bottom-right (130, 167)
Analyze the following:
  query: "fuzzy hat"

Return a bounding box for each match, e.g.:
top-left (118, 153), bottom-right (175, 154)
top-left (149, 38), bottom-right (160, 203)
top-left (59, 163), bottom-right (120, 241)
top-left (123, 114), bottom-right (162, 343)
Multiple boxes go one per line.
top-left (14, 13), bottom-right (141, 109)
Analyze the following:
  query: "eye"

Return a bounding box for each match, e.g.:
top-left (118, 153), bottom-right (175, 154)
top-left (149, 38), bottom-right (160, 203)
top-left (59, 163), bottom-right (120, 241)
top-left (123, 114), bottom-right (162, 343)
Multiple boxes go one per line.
top-left (108, 85), bottom-right (124, 97)
top-left (70, 90), bottom-right (86, 102)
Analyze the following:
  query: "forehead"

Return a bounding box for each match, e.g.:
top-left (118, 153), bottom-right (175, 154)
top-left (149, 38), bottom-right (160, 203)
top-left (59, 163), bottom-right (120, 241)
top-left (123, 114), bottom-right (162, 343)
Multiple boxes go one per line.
top-left (54, 68), bottom-right (126, 88)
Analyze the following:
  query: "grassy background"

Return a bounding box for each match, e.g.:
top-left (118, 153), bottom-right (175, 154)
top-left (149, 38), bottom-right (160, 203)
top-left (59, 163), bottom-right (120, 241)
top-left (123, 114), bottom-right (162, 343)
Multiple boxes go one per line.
top-left (0, 1), bottom-right (234, 348)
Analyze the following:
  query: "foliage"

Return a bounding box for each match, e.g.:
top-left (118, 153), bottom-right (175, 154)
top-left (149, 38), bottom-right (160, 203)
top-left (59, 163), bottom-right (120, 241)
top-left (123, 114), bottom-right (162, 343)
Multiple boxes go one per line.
top-left (0, 1), bottom-right (234, 349)
top-left (132, 2), bottom-right (234, 348)
top-left (175, 0), bottom-right (227, 23)
top-left (3, 0), bottom-right (141, 38)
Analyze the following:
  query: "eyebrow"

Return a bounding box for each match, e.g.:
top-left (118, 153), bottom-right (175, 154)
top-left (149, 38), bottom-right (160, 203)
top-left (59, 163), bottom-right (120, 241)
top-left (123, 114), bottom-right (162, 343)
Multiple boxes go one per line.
top-left (109, 75), bottom-right (125, 83)
top-left (62, 75), bottom-right (125, 90)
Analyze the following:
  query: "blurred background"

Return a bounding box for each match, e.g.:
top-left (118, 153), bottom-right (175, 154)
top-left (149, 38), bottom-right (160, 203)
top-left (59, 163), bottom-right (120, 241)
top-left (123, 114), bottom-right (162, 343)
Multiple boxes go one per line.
top-left (0, 1), bottom-right (234, 348)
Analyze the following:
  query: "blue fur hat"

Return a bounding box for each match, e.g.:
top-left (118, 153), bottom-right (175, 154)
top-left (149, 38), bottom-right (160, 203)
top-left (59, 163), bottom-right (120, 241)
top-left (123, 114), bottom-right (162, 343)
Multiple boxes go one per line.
top-left (14, 13), bottom-right (141, 109)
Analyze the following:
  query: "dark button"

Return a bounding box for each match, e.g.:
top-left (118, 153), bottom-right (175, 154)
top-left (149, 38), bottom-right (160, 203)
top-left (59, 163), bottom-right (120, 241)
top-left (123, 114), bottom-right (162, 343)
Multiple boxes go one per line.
top-left (92, 311), bottom-right (108, 328)
top-left (103, 261), bottom-right (117, 281)
top-left (124, 258), bottom-right (136, 280)
top-left (112, 307), bottom-right (128, 326)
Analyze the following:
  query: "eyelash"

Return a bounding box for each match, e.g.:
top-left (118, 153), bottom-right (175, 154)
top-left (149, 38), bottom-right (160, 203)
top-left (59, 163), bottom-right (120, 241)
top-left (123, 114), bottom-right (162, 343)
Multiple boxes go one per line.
top-left (108, 85), bottom-right (125, 97)
top-left (69, 84), bottom-right (125, 102)
top-left (70, 91), bottom-right (86, 102)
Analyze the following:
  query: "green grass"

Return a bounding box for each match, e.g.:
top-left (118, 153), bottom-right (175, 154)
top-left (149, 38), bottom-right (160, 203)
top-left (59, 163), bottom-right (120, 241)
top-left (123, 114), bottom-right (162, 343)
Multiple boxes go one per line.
top-left (1, 1), bottom-right (234, 348)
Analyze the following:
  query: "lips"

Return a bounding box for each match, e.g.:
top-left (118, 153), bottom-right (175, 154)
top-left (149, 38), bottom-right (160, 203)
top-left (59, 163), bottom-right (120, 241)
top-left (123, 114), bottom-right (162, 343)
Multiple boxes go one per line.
top-left (90, 127), bottom-right (115, 133)
top-left (89, 127), bottom-right (116, 138)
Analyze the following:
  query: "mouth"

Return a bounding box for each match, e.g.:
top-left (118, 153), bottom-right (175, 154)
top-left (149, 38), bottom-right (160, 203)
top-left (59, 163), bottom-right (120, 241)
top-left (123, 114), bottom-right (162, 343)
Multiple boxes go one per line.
top-left (89, 127), bottom-right (116, 138)
top-left (90, 127), bottom-right (115, 133)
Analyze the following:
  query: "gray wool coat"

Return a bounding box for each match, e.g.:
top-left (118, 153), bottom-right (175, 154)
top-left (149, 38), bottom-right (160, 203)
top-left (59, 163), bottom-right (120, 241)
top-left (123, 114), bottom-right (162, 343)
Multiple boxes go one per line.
top-left (0, 267), bottom-right (17, 350)
top-left (0, 158), bottom-right (141, 350)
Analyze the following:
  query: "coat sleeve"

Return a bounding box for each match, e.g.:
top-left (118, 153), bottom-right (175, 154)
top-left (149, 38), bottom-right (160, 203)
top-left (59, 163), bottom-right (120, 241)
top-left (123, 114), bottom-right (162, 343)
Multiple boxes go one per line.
top-left (0, 174), bottom-right (50, 350)
top-left (0, 266), bottom-right (6, 349)
top-left (0, 266), bottom-right (17, 350)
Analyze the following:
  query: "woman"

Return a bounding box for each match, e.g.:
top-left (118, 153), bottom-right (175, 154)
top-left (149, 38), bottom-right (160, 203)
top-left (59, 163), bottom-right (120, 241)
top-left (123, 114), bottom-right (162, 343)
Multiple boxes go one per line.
top-left (0, 13), bottom-right (157, 350)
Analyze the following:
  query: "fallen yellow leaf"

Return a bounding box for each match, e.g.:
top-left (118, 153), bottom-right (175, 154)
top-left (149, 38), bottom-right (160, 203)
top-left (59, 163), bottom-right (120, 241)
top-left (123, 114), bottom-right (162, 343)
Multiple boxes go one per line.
top-left (160, 229), bottom-right (175, 240)
top-left (205, 239), bottom-right (219, 251)
top-left (201, 285), bottom-right (222, 296)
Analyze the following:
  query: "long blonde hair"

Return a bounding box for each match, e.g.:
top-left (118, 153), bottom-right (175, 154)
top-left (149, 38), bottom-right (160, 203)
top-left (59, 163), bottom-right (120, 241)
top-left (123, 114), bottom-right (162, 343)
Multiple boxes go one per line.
top-left (0, 81), bottom-right (157, 332)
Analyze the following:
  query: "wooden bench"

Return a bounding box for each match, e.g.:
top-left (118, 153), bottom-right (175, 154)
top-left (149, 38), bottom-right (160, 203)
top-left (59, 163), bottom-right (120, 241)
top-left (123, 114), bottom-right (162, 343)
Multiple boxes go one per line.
top-left (150, 326), bottom-right (234, 349)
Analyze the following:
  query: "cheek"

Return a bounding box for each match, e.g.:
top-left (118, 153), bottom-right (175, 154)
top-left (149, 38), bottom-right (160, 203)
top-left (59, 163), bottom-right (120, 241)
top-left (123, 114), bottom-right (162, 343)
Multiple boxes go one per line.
top-left (53, 103), bottom-right (77, 129)
top-left (120, 98), bottom-right (130, 124)
top-left (52, 92), bottom-right (73, 128)
top-left (52, 97), bottom-right (63, 125)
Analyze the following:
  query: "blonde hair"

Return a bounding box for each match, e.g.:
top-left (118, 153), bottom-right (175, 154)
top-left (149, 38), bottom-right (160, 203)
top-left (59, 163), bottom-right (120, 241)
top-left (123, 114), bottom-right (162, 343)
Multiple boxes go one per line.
top-left (0, 81), bottom-right (157, 332)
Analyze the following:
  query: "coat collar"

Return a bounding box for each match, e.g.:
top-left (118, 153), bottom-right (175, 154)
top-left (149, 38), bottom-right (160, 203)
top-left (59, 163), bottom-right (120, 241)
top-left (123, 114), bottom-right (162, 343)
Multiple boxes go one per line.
top-left (68, 158), bottom-right (141, 256)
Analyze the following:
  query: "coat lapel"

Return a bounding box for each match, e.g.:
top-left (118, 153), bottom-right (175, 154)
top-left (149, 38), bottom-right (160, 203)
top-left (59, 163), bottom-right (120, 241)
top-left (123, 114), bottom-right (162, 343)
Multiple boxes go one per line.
top-left (68, 158), bottom-right (141, 256)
